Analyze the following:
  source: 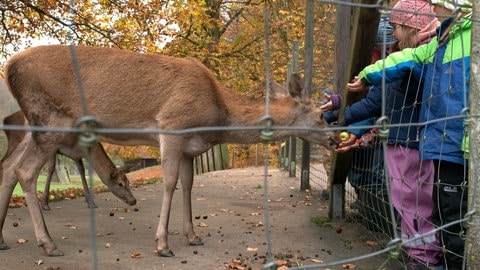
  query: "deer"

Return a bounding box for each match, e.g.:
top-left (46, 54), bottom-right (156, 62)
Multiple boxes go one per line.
top-left (1, 111), bottom-right (136, 210)
top-left (2, 45), bottom-right (338, 257)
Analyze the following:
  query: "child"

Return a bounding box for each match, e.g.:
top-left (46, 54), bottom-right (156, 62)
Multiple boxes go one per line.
top-left (347, 0), bottom-right (472, 269)
top-left (338, 1), bottom-right (442, 268)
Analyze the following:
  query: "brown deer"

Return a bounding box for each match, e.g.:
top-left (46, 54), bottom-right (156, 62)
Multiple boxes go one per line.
top-left (2, 45), bottom-right (337, 257)
top-left (1, 110), bottom-right (136, 210)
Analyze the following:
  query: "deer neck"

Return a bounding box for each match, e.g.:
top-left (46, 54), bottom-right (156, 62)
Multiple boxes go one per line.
top-left (88, 144), bottom-right (117, 183)
top-left (222, 94), bottom-right (296, 144)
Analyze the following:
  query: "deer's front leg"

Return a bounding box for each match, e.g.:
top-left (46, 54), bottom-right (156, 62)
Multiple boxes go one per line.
top-left (155, 152), bottom-right (180, 257)
top-left (16, 142), bottom-right (63, 256)
top-left (179, 157), bottom-right (203, 246)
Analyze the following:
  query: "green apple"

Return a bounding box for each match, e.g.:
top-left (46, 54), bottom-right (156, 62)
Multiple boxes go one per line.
top-left (339, 132), bottom-right (349, 142)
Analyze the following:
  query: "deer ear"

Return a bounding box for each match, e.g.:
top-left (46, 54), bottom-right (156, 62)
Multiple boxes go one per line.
top-left (269, 79), bottom-right (289, 99)
top-left (288, 73), bottom-right (308, 102)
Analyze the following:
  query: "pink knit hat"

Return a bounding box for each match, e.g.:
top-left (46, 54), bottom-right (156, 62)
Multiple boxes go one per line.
top-left (390, 0), bottom-right (436, 30)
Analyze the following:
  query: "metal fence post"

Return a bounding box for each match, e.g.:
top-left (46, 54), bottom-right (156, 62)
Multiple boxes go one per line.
top-left (466, 1), bottom-right (479, 266)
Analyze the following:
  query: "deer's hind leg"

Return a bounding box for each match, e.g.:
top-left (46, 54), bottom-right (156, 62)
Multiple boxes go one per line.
top-left (0, 159), bottom-right (19, 250)
top-left (179, 156), bottom-right (203, 246)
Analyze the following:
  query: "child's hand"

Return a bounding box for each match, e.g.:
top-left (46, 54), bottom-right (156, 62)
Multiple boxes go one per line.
top-left (320, 100), bottom-right (333, 112)
top-left (335, 133), bottom-right (358, 153)
top-left (346, 76), bottom-right (365, 92)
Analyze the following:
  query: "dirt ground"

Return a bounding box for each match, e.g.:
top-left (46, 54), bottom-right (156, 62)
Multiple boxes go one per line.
top-left (1, 166), bottom-right (401, 270)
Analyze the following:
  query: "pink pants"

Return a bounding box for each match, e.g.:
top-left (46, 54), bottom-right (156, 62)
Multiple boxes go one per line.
top-left (386, 145), bottom-right (442, 265)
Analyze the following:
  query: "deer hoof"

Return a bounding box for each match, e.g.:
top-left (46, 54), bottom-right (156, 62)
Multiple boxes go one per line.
top-left (157, 248), bottom-right (174, 257)
top-left (189, 236), bottom-right (204, 246)
top-left (0, 243), bottom-right (10, 250)
top-left (46, 248), bottom-right (64, 257)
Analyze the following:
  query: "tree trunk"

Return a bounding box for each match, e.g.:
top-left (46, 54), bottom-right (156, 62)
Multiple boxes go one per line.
top-left (55, 155), bottom-right (70, 184)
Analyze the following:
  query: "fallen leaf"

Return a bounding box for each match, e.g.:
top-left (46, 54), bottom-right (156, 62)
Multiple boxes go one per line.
top-left (342, 263), bottom-right (356, 269)
top-left (311, 258), bottom-right (324, 263)
top-left (64, 223), bottom-right (77, 229)
top-left (197, 222), bottom-right (208, 227)
top-left (131, 253), bottom-right (141, 259)
top-left (246, 247), bottom-right (258, 252)
top-left (366, 240), bottom-right (378, 246)
top-left (34, 260), bottom-right (43, 265)
top-left (105, 242), bottom-right (113, 248)
top-left (61, 236), bottom-right (69, 240)
top-left (16, 238), bottom-right (28, 244)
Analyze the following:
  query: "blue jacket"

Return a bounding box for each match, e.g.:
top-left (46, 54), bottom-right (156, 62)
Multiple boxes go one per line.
top-left (343, 78), bottom-right (422, 149)
top-left (358, 16), bottom-right (471, 165)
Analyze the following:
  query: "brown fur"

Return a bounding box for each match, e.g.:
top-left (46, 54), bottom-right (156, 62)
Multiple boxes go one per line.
top-left (1, 45), bottom-right (336, 257)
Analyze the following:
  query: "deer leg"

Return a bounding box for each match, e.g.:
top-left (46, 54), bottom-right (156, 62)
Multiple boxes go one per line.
top-left (41, 155), bottom-right (56, 211)
top-left (155, 145), bottom-right (181, 257)
top-left (179, 156), bottom-right (203, 246)
top-left (16, 138), bottom-right (63, 256)
top-left (0, 163), bottom-right (18, 250)
top-left (75, 159), bottom-right (97, 208)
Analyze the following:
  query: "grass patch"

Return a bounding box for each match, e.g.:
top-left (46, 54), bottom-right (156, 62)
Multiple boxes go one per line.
top-left (12, 174), bottom-right (104, 197)
top-left (9, 173), bottom-right (162, 208)
top-left (253, 184), bottom-right (262, 190)
top-left (310, 215), bottom-right (332, 228)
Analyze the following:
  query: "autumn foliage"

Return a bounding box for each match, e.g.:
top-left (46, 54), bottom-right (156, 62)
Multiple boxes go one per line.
top-left (0, 0), bottom-right (336, 163)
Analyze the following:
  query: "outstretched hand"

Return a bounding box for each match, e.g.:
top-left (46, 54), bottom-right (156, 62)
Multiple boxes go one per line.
top-left (335, 133), bottom-right (358, 153)
top-left (346, 76), bottom-right (365, 92)
top-left (320, 100), bottom-right (333, 112)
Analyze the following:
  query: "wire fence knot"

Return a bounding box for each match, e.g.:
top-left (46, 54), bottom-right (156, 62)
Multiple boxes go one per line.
top-left (75, 115), bottom-right (100, 148)
top-left (258, 114), bottom-right (275, 142)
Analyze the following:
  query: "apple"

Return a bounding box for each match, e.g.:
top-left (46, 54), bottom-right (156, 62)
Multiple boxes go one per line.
top-left (49, 195), bottom-right (55, 201)
top-left (339, 132), bottom-right (349, 142)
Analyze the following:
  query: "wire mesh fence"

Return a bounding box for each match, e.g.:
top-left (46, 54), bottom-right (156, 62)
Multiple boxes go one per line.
top-left (0, 0), bottom-right (479, 269)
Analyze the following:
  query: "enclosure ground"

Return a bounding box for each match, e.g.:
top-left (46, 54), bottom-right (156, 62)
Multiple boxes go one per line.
top-left (2, 166), bottom-right (401, 270)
